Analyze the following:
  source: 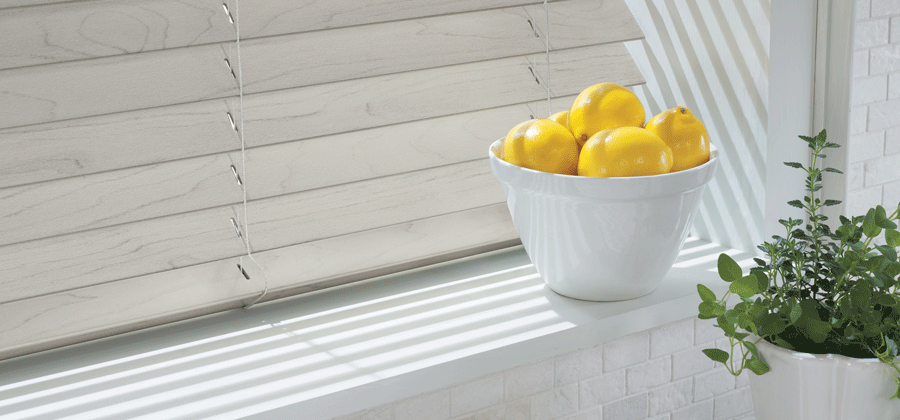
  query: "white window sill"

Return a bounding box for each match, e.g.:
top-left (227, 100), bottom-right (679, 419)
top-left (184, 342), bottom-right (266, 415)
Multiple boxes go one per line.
top-left (0, 238), bottom-right (753, 420)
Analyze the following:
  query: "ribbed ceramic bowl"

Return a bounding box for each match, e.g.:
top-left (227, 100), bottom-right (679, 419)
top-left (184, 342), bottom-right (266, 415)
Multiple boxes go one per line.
top-left (750, 338), bottom-right (900, 420)
top-left (489, 139), bottom-right (718, 301)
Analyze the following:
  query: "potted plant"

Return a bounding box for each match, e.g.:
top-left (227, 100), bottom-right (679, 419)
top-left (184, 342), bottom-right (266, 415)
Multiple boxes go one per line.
top-left (697, 130), bottom-right (900, 419)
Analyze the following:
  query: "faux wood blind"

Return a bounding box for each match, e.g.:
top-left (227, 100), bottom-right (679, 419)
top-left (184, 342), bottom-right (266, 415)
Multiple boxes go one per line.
top-left (0, 0), bottom-right (646, 360)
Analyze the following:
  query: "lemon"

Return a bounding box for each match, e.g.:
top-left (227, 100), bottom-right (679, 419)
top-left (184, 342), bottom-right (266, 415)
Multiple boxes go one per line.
top-left (568, 83), bottom-right (645, 145)
top-left (502, 119), bottom-right (579, 175)
top-left (577, 127), bottom-right (674, 177)
top-left (645, 106), bottom-right (710, 172)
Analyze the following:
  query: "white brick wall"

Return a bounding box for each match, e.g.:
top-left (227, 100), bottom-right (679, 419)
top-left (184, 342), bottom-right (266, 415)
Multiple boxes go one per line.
top-left (848, 0), bottom-right (900, 216)
top-left (329, 317), bottom-right (756, 420)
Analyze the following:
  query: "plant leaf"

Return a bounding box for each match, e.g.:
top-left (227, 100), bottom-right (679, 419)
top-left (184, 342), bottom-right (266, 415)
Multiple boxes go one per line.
top-left (697, 284), bottom-right (717, 303)
top-left (702, 348), bottom-right (730, 364)
top-left (752, 270), bottom-right (770, 291)
top-left (876, 205), bottom-right (898, 229)
top-left (748, 358), bottom-right (770, 375)
top-left (805, 318), bottom-right (833, 343)
top-left (823, 199), bottom-right (842, 206)
top-left (718, 314), bottom-right (736, 336)
top-left (729, 275), bottom-right (759, 298)
top-left (864, 208), bottom-right (882, 238)
top-left (773, 337), bottom-right (794, 349)
top-left (783, 162), bottom-right (804, 169)
top-left (717, 253), bottom-right (743, 282)
top-left (887, 337), bottom-right (899, 358)
top-left (789, 301), bottom-right (802, 324)
top-left (698, 302), bottom-right (719, 318)
top-left (886, 229), bottom-right (900, 247)
top-left (760, 313), bottom-right (787, 336)
top-left (824, 167), bottom-right (843, 174)
top-left (877, 244), bottom-right (898, 262)
top-left (787, 200), bottom-right (803, 209)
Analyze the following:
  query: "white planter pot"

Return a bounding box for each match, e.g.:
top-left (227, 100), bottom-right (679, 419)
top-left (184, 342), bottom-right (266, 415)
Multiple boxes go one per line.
top-left (750, 338), bottom-right (900, 420)
top-left (488, 140), bottom-right (718, 301)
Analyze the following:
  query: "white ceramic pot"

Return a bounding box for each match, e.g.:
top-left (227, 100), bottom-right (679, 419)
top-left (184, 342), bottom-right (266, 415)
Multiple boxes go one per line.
top-left (750, 338), bottom-right (900, 420)
top-left (488, 139), bottom-right (718, 301)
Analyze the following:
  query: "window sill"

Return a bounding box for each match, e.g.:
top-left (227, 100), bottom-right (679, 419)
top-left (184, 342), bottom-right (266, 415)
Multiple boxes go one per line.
top-left (0, 238), bottom-right (753, 420)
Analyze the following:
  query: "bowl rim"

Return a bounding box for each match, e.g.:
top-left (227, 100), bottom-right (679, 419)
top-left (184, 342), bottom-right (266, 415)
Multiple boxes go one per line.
top-left (754, 335), bottom-right (899, 363)
top-left (488, 138), bottom-right (719, 181)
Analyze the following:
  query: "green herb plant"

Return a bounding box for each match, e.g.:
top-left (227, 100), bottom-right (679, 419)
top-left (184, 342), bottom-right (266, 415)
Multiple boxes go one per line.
top-left (697, 130), bottom-right (900, 398)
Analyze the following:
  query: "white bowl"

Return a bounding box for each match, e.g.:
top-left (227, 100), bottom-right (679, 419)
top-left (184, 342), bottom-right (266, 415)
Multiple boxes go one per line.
top-left (749, 338), bottom-right (900, 420)
top-left (489, 139), bottom-right (718, 301)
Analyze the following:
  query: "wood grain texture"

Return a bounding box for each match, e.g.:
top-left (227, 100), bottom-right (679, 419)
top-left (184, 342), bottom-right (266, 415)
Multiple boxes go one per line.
top-left (0, 0), bottom-right (546, 70)
top-left (0, 0), bottom-right (234, 70)
top-left (0, 0), bottom-right (639, 129)
top-left (0, 42), bottom-right (641, 188)
top-left (0, 104), bottom-right (529, 246)
top-left (0, 160), bottom-right (505, 303)
top-left (0, 204), bottom-right (519, 361)
top-left (526, 0), bottom-right (643, 50)
top-left (0, 43), bottom-right (238, 129)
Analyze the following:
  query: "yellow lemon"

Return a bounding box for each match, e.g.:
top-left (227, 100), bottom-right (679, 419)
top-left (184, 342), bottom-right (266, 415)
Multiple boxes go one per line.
top-left (578, 127), bottom-right (674, 177)
top-left (568, 83), bottom-right (645, 145)
top-left (645, 106), bottom-right (710, 172)
top-left (550, 109), bottom-right (589, 150)
top-left (502, 119), bottom-right (579, 175)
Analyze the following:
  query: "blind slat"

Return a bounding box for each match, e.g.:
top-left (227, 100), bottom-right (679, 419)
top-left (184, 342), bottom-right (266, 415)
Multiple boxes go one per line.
top-left (0, 0), bottom-right (640, 129)
top-left (0, 42), bottom-right (640, 188)
top-left (0, 0), bottom-right (545, 70)
top-left (0, 160), bottom-right (504, 303)
top-left (0, 104), bottom-right (529, 246)
top-left (0, 203), bottom-right (519, 361)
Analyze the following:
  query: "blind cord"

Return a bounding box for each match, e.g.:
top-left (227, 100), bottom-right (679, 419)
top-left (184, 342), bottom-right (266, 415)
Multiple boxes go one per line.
top-left (232, 0), bottom-right (269, 310)
top-left (544, 0), bottom-right (551, 117)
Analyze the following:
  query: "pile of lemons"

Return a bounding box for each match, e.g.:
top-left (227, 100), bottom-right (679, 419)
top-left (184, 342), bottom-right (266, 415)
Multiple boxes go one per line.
top-left (500, 82), bottom-right (710, 177)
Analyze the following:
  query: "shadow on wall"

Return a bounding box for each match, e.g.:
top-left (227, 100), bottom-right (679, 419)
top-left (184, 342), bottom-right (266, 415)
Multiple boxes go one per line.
top-left (625, 0), bottom-right (770, 254)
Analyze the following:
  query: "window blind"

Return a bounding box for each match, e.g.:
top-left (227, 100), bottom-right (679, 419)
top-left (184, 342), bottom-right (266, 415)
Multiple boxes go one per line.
top-left (0, 0), bottom-right (645, 360)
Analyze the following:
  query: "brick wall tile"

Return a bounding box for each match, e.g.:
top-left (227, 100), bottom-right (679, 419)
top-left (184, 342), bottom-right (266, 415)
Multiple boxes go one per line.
top-left (870, 44), bottom-right (900, 75)
top-left (395, 390), bottom-right (451, 420)
top-left (889, 72), bottom-right (900, 98)
top-left (882, 179), bottom-right (900, 208)
top-left (868, 98), bottom-right (900, 130)
top-left (872, 0), bottom-right (900, 16)
top-left (851, 105), bottom-right (869, 134)
top-left (453, 399), bottom-right (530, 420)
top-left (735, 371), bottom-right (750, 389)
top-left (855, 50), bottom-right (870, 77)
top-left (650, 319), bottom-right (694, 358)
top-left (555, 345), bottom-right (603, 387)
top-left (603, 394), bottom-right (649, 420)
top-left (885, 127), bottom-right (900, 154)
top-left (626, 357), bottom-right (672, 394)
top-left (560, 406), bottom-right (602, 420)
top-left (649, 377), bottom-right (692, 415)
top-left (672, 346), bottom-right (716, 379)
top-left (579, 370), bottom-right (626, 408)
top-left (334, 406), bottom-right (394, 420)
top-left (505, 359), bottom-right (554, 401)
top-left (671, 399), bottom-right (714, 420)
top-left (450, 373), bottom-right (504, 417)
top-left (603, 332), bottom-right (649, 372)
top-left (850, 161), bottom-right (865, 190)
top-left (694, 318), bottom-right (721, 346)
top-left (856, 19), bottom-right (890, 49)
top-left (853, 75), bottom-right (888, 105)
top-left (530, 384), bottom-right (578, 420)
top-left (865, 153), bottom-right (900, 185)
top-left (849, 130), bottom-right (886, 162)
top-left (858, 0), bottom-right (871, 19)
top-left (649, 415), bottom-right (671, 420)
top-left (713, 388), bottom-right (754, 420)
top-left (847, 185), bottom-right (884, 217)
top-left (694, 368), bottom-right (737, 402)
